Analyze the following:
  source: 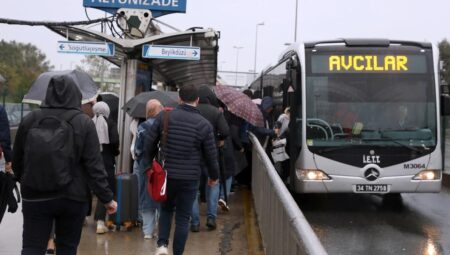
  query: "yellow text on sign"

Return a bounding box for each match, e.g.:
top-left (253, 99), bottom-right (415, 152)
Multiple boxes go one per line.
top-left (329, 55), bottom-right (408, 72)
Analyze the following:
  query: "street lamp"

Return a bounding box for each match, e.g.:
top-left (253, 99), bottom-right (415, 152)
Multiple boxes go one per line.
top-left (219, 61), bottom-right (226, 71)
top-left (294, 0), bottom-right (299, 42)
top-left (253, 22), bottom-right (265, 80)
top-left (233, 46), bottom-right (243, 86)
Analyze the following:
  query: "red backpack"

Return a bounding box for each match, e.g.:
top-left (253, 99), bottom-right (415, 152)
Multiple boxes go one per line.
top-left (146, 160), bottom-right (167, 202)
top-left (145, 110), bottom-right (170, 202)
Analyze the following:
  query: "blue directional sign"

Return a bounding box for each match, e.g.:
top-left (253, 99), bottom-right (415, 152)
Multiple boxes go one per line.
top-left (83, 0), bottom-right (187, 16)
top-left (142, 45), bottom-right (200, 61)
top-left (57, 41), bottom-right (115, 57)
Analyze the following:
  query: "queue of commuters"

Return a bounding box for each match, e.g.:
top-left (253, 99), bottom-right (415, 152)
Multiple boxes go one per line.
top-left (1, 74), bottom-right (285, 255)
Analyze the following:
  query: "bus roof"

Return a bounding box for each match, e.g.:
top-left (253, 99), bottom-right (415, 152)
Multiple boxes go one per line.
top-left (304, 38), bottom-right (432, 49)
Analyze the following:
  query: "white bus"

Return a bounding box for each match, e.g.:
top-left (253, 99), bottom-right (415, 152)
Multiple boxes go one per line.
top-left (250, 39), bottom-right (450, 194)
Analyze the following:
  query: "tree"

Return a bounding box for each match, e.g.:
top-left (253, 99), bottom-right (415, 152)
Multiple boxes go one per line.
top-left (439, 39), bottom-right (450, 86)
top-left (76, 55), bottom-right (113, 91)
top-left (0, 40), bottom-right (52, 102)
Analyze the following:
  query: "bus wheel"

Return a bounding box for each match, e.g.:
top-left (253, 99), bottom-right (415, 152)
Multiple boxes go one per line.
top-left (382, 193), bottom-right (403, 209)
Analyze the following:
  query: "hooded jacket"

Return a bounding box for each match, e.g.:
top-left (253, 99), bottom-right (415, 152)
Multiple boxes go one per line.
top-left (250, 96), bottom-right (276, 143)
top-left (13, 75), bottom-right (113, 204)
top-left (197, 86), bottom-right (229, 141)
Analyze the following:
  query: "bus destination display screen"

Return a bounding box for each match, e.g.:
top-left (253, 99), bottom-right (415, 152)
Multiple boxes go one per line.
top-left (311, 54), bottom-right (428, 74)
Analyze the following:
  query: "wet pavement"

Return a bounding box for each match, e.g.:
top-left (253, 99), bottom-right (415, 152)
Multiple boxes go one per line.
top-left (297, 188), bottom-right (450, 255)
top-left (0, 188), bottom-right (253, 255)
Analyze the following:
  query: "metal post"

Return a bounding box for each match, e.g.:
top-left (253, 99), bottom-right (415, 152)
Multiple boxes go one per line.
top-left (117, 58), bottom-right (138, 173)
top-left (234, 46), bottom-right (243, 87)
top-left (2, 81), bottom-right (6, 107)
top-left (294, 0), bottom-right (299, 42)
top-left (253, 22), bottom-right (264, 80)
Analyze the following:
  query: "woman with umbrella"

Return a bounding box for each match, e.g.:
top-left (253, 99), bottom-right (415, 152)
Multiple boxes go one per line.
top-left (214, 86), bottom-right (279, 186)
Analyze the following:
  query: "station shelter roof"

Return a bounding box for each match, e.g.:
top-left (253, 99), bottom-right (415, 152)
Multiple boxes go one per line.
top-left (46, 25), bottom-right (219, 87)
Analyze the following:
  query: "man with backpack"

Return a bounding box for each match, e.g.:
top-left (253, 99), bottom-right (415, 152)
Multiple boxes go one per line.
top-left (13, 75), bottom-right (117, 255)
top-left (142, 84), bottom-right (219, 255)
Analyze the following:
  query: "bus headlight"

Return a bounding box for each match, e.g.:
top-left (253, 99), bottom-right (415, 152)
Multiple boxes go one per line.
top-left (296, 169), bottom-right (331, 180)
top-left (412, 170), bottom-right (441, 180)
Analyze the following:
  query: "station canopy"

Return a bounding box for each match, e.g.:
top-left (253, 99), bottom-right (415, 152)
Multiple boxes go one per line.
top-left (46, 25), bottom-right (219, 87)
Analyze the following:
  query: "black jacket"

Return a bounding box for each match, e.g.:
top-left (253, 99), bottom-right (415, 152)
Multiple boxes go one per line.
top-left (142, 104), bottom-right (219, 181)
top-left (0, 172), bottom-right (19, 223)
top-left (101, 117), bottom-right (120, 175)
top-left (0, 105), bottom-right (12, 162)
top-left (197, 104), bottom-right (229, 142)
top-left (13, 75), bottom-right (113, 204)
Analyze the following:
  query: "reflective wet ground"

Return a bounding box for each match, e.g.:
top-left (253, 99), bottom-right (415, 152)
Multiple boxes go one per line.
top-left (298, 189), bottom-right (450, 255)
top-left (0, 188), bottom-right (252, 255)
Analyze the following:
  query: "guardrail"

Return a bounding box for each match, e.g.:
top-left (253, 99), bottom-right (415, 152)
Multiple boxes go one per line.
top-left (249, 133), bottom-right (327, 255)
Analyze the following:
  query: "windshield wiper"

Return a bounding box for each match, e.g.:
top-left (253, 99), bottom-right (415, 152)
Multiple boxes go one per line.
top-left (362, 136), bottom-right (426, 153)
top-left (316, 143), bottom-right (363, 153)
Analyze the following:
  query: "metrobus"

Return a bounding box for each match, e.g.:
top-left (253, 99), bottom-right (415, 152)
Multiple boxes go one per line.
top-left (249, 39), bottom-right (450, 194)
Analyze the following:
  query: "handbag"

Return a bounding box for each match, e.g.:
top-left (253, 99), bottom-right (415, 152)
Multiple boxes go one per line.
top-left (146, 110), bottom-right (170, 202)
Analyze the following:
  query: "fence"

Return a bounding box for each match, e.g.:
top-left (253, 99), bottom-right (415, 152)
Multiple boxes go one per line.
top-left (249, 133), bottom-right (327, 255)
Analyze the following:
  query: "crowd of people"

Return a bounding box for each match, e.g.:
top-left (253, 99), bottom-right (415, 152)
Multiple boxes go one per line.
top-left (0, 73), bottom-right (288, 255)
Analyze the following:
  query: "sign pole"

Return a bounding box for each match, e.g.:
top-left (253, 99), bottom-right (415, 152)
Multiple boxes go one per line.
top-left (117, 58), bottom-right (138, 173)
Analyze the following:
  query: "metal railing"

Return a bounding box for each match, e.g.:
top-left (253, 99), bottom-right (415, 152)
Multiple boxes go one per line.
top-left (249, 133), bottom-right (327, 255)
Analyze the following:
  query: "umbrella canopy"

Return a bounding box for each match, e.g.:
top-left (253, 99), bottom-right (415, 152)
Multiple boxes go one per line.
top-left (165, 91), bottom-right (179, 103)
top-left (122, 91), bottom-right (178, 119)
top-left (214, 85), bottom-right (264, 127)
top-left (22, 70), bottom-right (99, 105)
top-left (98, 92), bottom-right (119, 123)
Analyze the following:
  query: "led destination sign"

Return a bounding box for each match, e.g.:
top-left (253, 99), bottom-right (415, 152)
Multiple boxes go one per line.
top-left (311, 54), bottom-right (427, 74)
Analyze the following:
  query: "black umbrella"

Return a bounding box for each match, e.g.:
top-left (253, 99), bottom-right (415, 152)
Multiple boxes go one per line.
top-left (98, 92), bottom-right (119, 123)
top-left (122, 91), bottom-right (178, 118)
top-left (22, 70), bottom-right (99, 105)
top-left (165, 91), bottom-right (179, 102)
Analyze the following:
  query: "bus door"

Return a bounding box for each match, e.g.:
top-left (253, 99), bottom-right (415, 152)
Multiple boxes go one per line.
top-left (285, 56), bottom-right (302, 190)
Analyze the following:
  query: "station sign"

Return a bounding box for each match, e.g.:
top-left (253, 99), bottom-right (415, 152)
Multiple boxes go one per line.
top-left (142, 45), bottom-right (200, 61)
top-left (57, 41), bottom-right (115, 57)
top-left (83, 0), bottom-right (187, 15)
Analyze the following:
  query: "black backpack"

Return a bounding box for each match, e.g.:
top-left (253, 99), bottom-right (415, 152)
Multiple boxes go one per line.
top-left (22, 110), bottom-right (81, 192)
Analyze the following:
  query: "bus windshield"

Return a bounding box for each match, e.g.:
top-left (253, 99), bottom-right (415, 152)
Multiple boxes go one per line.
top-left (304, 47), bottom-right (437, 152)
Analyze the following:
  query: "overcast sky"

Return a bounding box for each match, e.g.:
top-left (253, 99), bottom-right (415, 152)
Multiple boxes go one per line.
top-left (1, 0), bottom-right (450, 74)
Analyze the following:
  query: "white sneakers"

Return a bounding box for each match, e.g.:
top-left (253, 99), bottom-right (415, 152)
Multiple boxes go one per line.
top-left (96, 220), bottom-right (109, 234)
top-left (218, 199), bottom-right (230, 212)
top-left (155, 245), bottom-right (169, 255)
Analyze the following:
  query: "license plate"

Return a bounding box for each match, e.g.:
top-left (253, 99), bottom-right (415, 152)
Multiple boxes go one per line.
top-left (354, 184), bottom-right (389, 193)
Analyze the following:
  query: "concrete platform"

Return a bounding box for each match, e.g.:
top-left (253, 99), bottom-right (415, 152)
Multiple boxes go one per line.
top-left (0, 187), bottom-right (262, 255)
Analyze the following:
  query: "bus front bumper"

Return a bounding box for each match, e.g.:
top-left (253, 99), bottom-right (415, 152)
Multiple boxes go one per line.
top-left (294, 175), bottom-right (442, 193)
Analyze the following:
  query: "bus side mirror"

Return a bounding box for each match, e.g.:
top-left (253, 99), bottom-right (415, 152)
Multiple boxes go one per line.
top-left (441, 95), bottom-right (450, 116)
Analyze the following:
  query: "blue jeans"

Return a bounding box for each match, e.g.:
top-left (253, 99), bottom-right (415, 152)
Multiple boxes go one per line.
top-left (142, 208), bottom-right (158, 236)
top-left (157, 179), bottom-right (199, 255)
top-left (191, 181), bottom-right (220, 226)
top-left (220, 177), bottom-right (233, 200)
top-left (134, 161), bottom-right (160, 232)
top-left (22, 198), bottom-right (89, 255)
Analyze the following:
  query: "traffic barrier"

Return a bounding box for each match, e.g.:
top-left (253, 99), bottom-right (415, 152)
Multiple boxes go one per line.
top-left (249, 133), bottom-right (327, 255)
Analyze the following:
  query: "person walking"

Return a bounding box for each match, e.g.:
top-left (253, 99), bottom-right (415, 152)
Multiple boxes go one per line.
top-left (190, 86), bottom-right (229, 232)
top-left (92, 101), bottom-right (120, 234)
top-left (0, 103), bottom-right (12, 174)
top-left (142, 85), bottom-right (219, 255)
top-left (13, 75), bottom-right (117, 255)
top-left (134, 99), bottom-right (164, 239)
